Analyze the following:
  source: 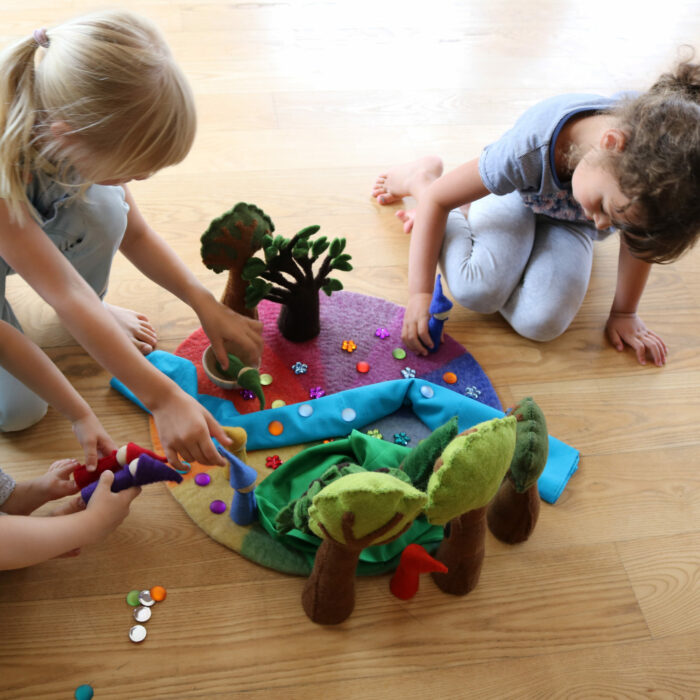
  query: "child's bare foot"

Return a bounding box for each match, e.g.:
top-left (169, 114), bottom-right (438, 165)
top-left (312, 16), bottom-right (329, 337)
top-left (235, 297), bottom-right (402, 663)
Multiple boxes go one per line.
top-left (372, 155), bottom-right (444, 205)
top-left (105, 303), bottom-right (158, 355)
top-left (396, 209), bottom-right (417, 234)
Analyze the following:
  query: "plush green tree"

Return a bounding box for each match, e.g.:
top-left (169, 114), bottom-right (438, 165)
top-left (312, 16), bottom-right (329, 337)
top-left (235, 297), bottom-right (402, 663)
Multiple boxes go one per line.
top-left (200, 203), bottom-right (274, 317)
top-left (242, 221), bottom-right (352, 342)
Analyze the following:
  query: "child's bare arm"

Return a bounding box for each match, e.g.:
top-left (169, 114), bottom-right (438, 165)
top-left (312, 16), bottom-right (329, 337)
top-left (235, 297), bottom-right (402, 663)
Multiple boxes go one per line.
top-left (0, 471), bottom-right (139, 570)
top-left (117, 188), bottom-right (263, 369)
top-left (0, 322), bottom-right (115, 467)
top-left (605, 238), bottom-right (667, 366)
top-left (404, 157), bottom-right (490, 354)
top-left (0, 201), bottom-right (228, 468)
top-left (1, 459), bottom-right (79, 515)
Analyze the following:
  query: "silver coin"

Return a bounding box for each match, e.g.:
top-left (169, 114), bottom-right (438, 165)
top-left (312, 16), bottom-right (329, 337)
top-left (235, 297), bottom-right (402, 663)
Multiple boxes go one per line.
top-left (129, 624), bottom-right (147, 643)
top-left (133, 605), bottom-right (152, 623)
top-left (138, 590), bottom-right (155, 606)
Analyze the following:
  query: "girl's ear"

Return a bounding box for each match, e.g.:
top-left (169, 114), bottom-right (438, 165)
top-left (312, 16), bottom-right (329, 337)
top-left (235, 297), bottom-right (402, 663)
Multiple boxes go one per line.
top-left (48, 121), bottom-right (74, 145)
top-left (601, 128), bottom-right (627, 152)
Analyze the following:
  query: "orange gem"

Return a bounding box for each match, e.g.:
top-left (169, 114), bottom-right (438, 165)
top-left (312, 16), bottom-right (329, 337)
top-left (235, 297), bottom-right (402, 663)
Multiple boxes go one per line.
top-left (268, 420), bottom-right (284, 436)
top-left (150, 585), bottom-right (167, 602)
top-left (443, 371), bottom-right (458, 384)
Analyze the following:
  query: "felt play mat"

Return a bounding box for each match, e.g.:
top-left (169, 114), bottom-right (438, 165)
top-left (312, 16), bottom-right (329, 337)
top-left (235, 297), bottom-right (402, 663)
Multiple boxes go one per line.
top-left (111, 291), bottom-right (579, 576)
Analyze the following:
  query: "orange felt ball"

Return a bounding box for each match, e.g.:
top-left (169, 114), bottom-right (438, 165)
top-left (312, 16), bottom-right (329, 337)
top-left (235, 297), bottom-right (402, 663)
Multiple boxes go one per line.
top-left (150, 585), bottom-right (167, 602)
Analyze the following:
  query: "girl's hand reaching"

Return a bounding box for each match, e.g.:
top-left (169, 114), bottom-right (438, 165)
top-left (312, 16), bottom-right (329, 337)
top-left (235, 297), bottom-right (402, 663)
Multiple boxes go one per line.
top-left (402, 292), bottom-right (434, 356)
top-left (149, 388), bottom-right (231, 469)
top-left (198, 299), bottom-right (263, 371)
top-left (605, 311), bottom-right (668, 366)
top-left (71, 412), bottom-right (117, 471)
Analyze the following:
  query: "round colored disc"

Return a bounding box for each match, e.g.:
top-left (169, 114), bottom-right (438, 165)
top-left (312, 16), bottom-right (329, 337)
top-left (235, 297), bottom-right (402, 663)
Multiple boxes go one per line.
top-left (392, 348), bottom-right (407, 359)
top-left (443, 371), bottom-right (458, 384)
top-left (356, 361), bottom-right (370, 373)
top-left (150, 585), bottom-right (167, 602)
top-left (268, 420), bottom-right (284, 436)
top-left (74, 684), bottom-right (94, 700)
top-left (260, 373), bottom-right (273, 386)
top-left (209, 500), bottom-right (227, 514)
top-left (126, 589), bottom-right (141, 607)
top-left (271, 399), bottom-right (286, 409)
top-left (194, 473), bottom-right (211, 487)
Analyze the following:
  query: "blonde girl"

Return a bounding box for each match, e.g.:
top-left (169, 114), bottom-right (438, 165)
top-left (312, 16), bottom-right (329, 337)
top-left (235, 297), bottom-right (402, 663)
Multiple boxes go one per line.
top-left (0, 11), bottom-right (263, 467)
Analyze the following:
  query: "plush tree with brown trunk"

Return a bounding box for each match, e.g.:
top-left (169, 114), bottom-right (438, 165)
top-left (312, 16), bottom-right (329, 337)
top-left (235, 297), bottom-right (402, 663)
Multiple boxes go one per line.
top-left (487, 397), bottom-right (549, 544)
top-left (200, 202), bottom-right (274, 317)
top-left (302, 471), bottom-right (426, 625)
top-left (424, 416), bottom-right (517, 596)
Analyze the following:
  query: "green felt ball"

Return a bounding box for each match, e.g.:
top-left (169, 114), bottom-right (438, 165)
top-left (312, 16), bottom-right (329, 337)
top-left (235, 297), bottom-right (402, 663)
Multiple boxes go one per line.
top-left (424, 416), bottom-right (517, 525)
top-left (308, 471), bottom-right (426, 545)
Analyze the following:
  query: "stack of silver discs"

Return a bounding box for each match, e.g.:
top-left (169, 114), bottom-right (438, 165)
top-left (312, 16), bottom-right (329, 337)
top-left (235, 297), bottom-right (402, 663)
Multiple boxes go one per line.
top-left (128, 589), bottom-right (156, 643)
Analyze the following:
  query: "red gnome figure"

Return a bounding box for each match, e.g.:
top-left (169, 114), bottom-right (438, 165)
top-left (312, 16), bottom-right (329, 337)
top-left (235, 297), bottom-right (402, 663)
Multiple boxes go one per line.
top-left (390, 544), bottom-right (448, 600)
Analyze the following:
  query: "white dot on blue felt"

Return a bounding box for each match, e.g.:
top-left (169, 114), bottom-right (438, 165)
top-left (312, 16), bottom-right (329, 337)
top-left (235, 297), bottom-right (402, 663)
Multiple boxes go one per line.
top-left (420, 385), bottom-right (434, 398)
top-left (298, 404), bottom-right (314, 417)
top-left (341, 407), bottom-right (357, 422)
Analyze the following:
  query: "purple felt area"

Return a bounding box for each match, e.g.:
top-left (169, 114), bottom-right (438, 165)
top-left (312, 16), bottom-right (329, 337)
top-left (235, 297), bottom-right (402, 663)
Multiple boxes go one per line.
top-left (176, 290), bottom-right (501, 413)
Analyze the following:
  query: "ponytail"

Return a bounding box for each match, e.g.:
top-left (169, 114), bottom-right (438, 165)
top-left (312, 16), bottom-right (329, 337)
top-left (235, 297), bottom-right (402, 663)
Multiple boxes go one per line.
top-left (0, 36), bottom-right (44, 223)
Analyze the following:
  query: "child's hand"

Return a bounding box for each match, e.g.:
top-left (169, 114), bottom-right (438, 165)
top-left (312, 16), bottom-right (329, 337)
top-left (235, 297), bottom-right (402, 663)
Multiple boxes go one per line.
top-left (71, 412), bottom-right (117, 470)
top-left (84, 470), bottom-right (141, 541)
top-left (402, 293), bottom-right (434, 356)
top-left (150, 389), bottom-right (230, 468)
top-left (605, 312), bottom-right (668, 366)
top-left (36, 458), bottom-right (82, 503)
top-left (198, 300), bottom-right (263, 370)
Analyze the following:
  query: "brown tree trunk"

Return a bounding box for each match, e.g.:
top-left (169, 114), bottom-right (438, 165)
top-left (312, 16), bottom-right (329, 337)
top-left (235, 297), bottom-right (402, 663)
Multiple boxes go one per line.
top-left (302, 538), bottom-right (359, 625)
top-left (487, 478), bottom-right (540, 544)
top-left (222, 270), bottom-right (257, 319)
top-left (431, 506), bottom-right (487, 596)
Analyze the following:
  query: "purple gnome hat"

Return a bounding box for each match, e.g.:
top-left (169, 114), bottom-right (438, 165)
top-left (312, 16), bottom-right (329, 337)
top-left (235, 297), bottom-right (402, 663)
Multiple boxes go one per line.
top-left (427, 274), bottom-right (453, 353)
top-left (80, 454), bottom-right (182, 503)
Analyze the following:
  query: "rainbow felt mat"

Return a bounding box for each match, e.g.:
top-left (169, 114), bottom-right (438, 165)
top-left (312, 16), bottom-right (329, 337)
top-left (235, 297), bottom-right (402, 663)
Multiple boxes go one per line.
top-left (111, 291), bottom-right (579, 576)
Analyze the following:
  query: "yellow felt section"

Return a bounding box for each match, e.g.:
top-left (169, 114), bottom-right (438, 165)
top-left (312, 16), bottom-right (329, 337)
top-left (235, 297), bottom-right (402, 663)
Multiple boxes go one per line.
top-left (149, 417), bottom-right (311, 553)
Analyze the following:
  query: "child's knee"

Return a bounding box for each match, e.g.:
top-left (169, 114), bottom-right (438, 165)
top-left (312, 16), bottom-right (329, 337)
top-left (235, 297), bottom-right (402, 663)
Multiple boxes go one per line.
top-left (448, 279), bottom-right (512, 315)
top-left (0, 395), bottom-right (48, 432)
top-left (509, 309), bottom-right (572, 342)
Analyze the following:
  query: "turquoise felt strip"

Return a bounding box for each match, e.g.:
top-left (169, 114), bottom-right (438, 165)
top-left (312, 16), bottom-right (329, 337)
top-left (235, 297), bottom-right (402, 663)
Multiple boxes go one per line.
top-left (110, 350), bottom-right (579, 503)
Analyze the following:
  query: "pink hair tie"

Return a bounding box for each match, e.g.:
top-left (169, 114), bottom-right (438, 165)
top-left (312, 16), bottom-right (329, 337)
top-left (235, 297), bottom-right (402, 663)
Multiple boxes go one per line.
top-left (32, 28), bottom-right (50, 49)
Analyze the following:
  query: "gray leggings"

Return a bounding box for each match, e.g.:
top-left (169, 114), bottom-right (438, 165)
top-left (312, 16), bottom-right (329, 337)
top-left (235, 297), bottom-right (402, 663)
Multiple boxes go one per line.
top-left (0, 185), bottom-right (128, 432)
top-left (439, 192), bottom-right (599, 341)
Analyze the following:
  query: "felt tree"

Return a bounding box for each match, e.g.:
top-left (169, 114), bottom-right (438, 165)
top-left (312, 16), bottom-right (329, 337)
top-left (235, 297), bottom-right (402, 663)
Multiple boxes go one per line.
top-left (241, 219), bottom-right (352, 342)
top-left (487, 397), bottom-right (549, 544)
top-left (424, 416), bottom-right (517, 596)
top-left (200, 203), bottom-right (274, 317)
top-left (302, 471), bottom-right (427, 624)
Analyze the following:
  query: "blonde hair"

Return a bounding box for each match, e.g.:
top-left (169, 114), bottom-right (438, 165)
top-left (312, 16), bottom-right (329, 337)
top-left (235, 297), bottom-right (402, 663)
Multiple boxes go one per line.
top-left (0, 10), bottom-right (196, 223)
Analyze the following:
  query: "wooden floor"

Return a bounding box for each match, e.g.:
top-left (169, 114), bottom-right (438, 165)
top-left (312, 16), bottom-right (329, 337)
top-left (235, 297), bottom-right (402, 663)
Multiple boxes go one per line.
top-left (1, 1), bottom-right (699, 698)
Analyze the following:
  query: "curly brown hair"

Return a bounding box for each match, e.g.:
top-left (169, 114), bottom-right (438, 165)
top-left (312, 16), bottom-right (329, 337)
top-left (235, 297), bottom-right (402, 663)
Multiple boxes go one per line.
top-left (606, 50), bottom-right (700, 263)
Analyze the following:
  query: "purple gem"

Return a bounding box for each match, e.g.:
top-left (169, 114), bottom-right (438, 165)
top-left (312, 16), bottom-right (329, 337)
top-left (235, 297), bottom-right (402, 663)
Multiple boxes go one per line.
top-left (309, 386), bottom-right (325, 399)
top-left (239, 389), bottom-right (255, 400)
top-left (195, 473), bottom-right (211, 487)
top-left (209, 499), bottom-right (227, 514)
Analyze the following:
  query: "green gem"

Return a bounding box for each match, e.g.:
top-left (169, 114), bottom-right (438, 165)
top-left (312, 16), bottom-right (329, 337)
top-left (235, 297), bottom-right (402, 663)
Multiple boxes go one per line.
top-left (260, 373), bottom-right (273, 386)
top-left (126, 589), bottom-right (141, 606)
top-left (392, 348), bottom-right (407, 360)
